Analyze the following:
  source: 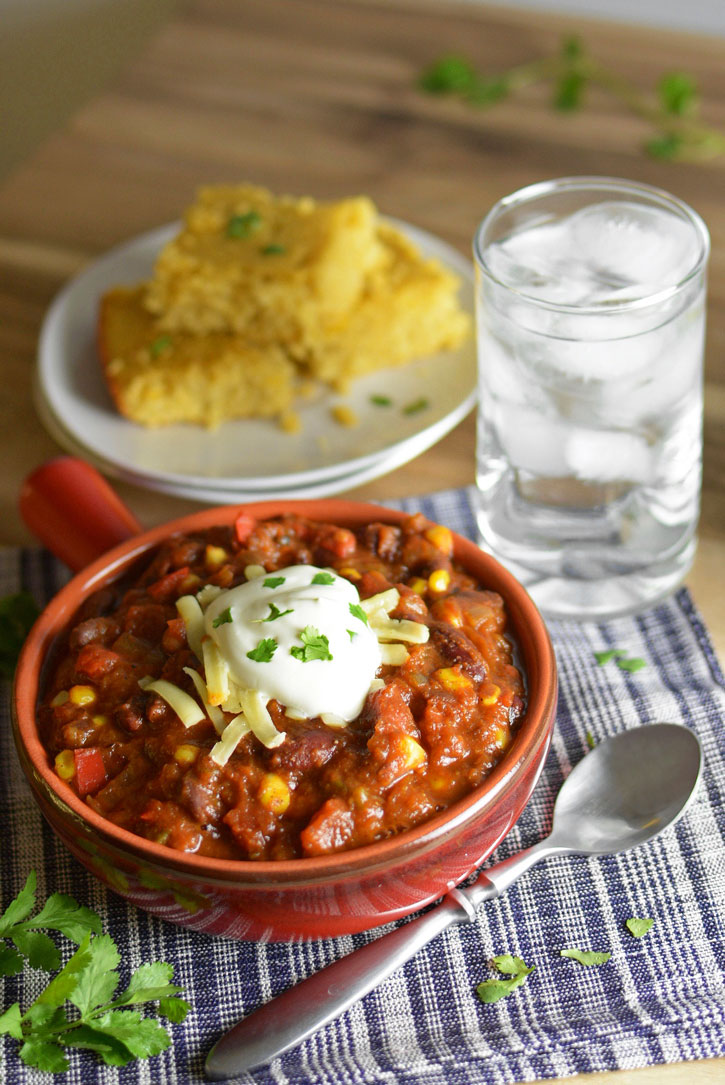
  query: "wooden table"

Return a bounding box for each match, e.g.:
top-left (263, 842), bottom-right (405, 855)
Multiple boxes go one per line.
top-left (0, 2), bottom-right (723, 1081)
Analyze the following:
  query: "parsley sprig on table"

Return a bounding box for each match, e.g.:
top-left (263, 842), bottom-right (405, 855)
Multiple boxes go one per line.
top-left (0, 872), bottom-right (189, 1073)
top-left (419, 36), bottom-right (725, 161)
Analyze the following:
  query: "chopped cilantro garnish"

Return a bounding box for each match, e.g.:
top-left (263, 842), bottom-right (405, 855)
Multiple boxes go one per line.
top-left (560, 948), bottom-right (611, 966)
top-left (258, 602), bottom-right (293, 623)
top-left (617, 657), bottom-right (647, 673)
top-left (476, 954), bottom-right (535, 1003)
top-left (626, 918), bottom-right (654, 938)
top-left (149, 334), bottom-right (173, 359)
top-left (370, 394), bottom-right (393, 407)
top-left (347, 629), bottom-right (357, 641)
top-left (585, 730), bottom-right (596, 749)
top-left (311, 571), bottom-right (336, 585)
top-left (348, 603), bottom-right (368, 625)
top-left (212, 607), bottom-right (233, 628)
top-left (246, 638), bottom-right (278, 663)
top-left (0, 591), bottom-right (40, 679)
top-left (593, 648), bottom-right (625, 665)
top-left (263, 576), bottom-right (286, 589)
top-left (226, 210), bottom-right (262, 238)
top-left (290, 627), bottom-right (333, 662)
top-left (261, 243), bottom-right (285, 255)
top-left (403, 397), bottom-right (430, 415)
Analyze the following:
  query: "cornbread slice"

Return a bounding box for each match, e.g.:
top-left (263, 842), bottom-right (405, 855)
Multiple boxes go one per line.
top-left (143, 184), bottom-right (383, 356)
top-left (98, 286), bottom-right (296, 428)
top-left (305, 223), bottom-right (472, 386)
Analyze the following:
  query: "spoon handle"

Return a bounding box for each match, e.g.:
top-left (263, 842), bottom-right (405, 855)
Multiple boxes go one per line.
top-left (205, 894), bottom-right (470, 1079)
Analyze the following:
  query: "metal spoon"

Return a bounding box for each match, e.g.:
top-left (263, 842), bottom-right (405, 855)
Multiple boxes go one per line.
top-left (205, 722), bottom-right (702, 1080)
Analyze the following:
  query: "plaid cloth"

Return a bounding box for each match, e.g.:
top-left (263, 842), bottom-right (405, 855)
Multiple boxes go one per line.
top-left (2, 485), bottom-right (724, 1084)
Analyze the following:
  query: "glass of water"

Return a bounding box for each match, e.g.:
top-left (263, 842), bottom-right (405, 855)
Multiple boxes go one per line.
top-left (473, 176), bottom-right (710, 619)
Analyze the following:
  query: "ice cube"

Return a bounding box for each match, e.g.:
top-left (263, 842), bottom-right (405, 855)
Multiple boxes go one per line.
top-left (564, 429), bottom-right (653, 484)
top-left (567, 202), bottom-right (700, 300)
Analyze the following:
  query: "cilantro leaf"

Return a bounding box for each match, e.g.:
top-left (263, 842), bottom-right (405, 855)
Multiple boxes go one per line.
top-left (109, 961), bottom-right (181, 1007)
top-left (0, 870), bottom-right (37, 932)
top-left (261, 243), bottom-right (285, 255)
top-left (370, 394), bottom-right (393, 407)
top-left (311, 571), bottom-right (336, 585)
top-left (659, 72), bottom-right (698, 116)
top-left (419, 54), bottom-right (478, 95)
top-left (66, 935), bottom-right (120, 1015)
top-left (585, 730), bottom-right (596, 749)
top-left (617, 657), bottom-right (646, 673)
top-left (348, 603), bottom-right (368, 625)
top-left (560, 947), bottom-right (611, 966)
top-left (19, 1038), bottom-right (70, 1073)
top-left (247, 638), bottom-right (277, 663)
top-left (29, 893), bottom-right (102, 944)
top-left (593, 648), bottom-right (625, 665)
top-left (0, 1002), bottom-right (23, 1040)
top-left (226, 210), bottom-right (262, 238)
top-left (626, 917), bottom-right (654, 938)
top-left (476, 954), bottom-right (535, 1003)
top-left (403, 397), bottom-right (429, 415)
top-left (257, 602), bottom-right (293, 623)
top-left (158, 997), bottom-right (191, 1023)
top-left (290, 626), bottom-right (333, 662)
top-left (263, 576), bottom-right (286, 589)
top-left (11, 930), bottom-right (60, 972)
top-left (347, 629), bottom-right (357, 641)
top-left (0, 945), bottom-right (25, 976)
top-left (0, 592), bottom-right (40, 679)
top-left (149, 334), bottom-right (172, 359)
top-left (212, 607), bottom-right (233, 628)
top-left (554, 70), bottom-right (585, 111)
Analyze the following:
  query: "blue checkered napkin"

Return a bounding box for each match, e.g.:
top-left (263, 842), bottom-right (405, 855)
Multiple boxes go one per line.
top-left (2, 484), bottom-right (725, 1085)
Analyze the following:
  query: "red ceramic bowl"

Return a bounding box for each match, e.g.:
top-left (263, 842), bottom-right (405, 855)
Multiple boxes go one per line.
top-left (13, 459), bottom-right (557, 941)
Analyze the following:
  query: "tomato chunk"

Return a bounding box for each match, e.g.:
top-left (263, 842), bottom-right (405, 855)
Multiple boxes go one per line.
top-left (73, 747), bottom-right (108, 797)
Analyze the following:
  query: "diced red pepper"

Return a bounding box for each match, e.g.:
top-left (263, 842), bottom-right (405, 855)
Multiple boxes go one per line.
top-left (234, 513), bottom-right (256, 545)
top-left (75, 643), bottom-right (122, 682)
top-left (147, 566), bottom-right (192, 601)
top-left (73, 747), bottom-right (108, 797)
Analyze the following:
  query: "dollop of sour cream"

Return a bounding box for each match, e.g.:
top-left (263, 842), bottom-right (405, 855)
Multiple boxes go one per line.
top-left (204, 565), bottom-right (382, 721)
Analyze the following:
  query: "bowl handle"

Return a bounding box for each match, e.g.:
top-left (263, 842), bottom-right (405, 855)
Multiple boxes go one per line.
top-left (19, 457), bottom-right (143, 572)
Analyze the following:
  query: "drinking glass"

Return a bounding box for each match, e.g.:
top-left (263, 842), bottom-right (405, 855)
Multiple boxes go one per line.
top-left (473, 176), bottom-right (710, 619)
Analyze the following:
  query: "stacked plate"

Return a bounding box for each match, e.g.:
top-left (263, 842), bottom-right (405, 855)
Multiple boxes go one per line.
top-left (36, 220), bottom-right (476, 502)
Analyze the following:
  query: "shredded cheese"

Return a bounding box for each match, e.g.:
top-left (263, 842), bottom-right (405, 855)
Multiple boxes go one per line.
top-left (196, 584), bottom-right (224, 610)
top-left (202, 638), bottom-right (230, 706)
top-left (379, 643), bottom-right (410, 666)
top-left (360, 588), bottom-right (399, 616)
top-left (370, 615), bottom-right (430, 644)
top-left (210, 713), bottom-right (251, 766)
top-left (176, 594), bottom-right (205, 659)
top-left (239, 689), bottom-right (285, 748)
top-left (138, 676), bottom-right (205, 728)
top-left (183, 667), bottom-right (226, 735)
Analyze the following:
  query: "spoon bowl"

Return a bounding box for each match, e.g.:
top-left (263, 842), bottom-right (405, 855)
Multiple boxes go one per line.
top-left (550, 722), bottom-right (702, 854)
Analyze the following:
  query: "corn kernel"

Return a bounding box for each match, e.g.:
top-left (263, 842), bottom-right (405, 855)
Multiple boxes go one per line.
top-left (494, 726), bottom-right (509, 749)
top-left (481, 684), bottom-right (501, 706)
top-left (205, 545), bottom-right (228, 571)
top-left (69, 684), bottom-right (96, 706)
top-left (339, 566), bottom-right (362, 581)
top-left (180, 572), bottom-right (203, 593)
top-left (427, 569), bottom-right (450, 594)
top-left (408, 577), bottom-right (427, 595)
top-left (424, 524), bottom-right (453, 556)
top-left (399, 735), bottom-right (427, 770)
top-left (91, 714), bottom-right (108, 728)
top-left (55, 750), bottom-right (76, 780)
top-left (280, 409), bottom-right (301, 433)
top-left (434, 667), bottom-right (473, 692)
top-left (258, 773), bottom-right (291, 814)
top-left (50, 691), bottom-right (69, 707)
top-left (173, 744), bottom-right (199, 765)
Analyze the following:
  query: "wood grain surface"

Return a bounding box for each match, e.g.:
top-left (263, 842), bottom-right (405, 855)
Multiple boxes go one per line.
top-left (0, 3), bottom-right (723, 1080)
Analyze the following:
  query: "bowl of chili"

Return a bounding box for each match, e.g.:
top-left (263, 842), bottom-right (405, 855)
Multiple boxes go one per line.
top-left (13, 458), bottom-right (557, 941)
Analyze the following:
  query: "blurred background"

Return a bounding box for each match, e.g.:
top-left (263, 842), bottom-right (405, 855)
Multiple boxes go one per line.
top-left (2, 0), bottom-right (724, 183)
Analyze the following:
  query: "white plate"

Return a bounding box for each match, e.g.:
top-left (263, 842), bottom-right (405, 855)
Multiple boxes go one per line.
top-left (34, 379), bottom-right (429, 503)
top-left (37, 218), bottom-right (476, 493)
